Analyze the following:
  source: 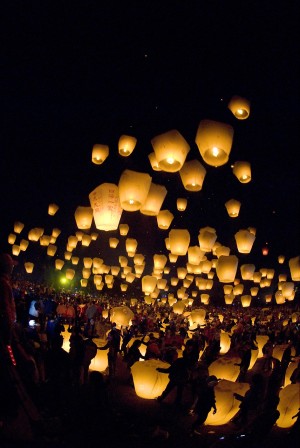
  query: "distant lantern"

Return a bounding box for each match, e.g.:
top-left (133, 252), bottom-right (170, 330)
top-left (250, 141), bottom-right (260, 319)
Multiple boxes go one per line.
top-left (118, 224), bottom-right (129, 236)
top-left (142, 275), bottom-right (157, 294)
top-left (71, 256), bottom-right (79, 265)
top-left (118, 169), bottom-right (152, 211)
top-left (225, 199), bottom-right (241, 218)
top-left (157, 209), bottom-right (174, 230)
top-left (28, 228), bottom-right (44, 241)
top-left (240, 264), bottom-right (255, 280)
top-left (14, 221), bottom-right (24, 233)
top-left (126, 238), bottom-right (138, 254)
top-left (224, 293), bottom-right (235, 305)
top-left (81, 234), bottom-right (92, 246)
top-left (20, 239), bottom-right (29, 251)
top-left (52, 228), bottom-right (61, 238)
top-left (233, 283), bottom-right (244, 296)
top-left (120, 283), bottom-right (128, 292)
top-left (278, 255), bottom-right (285, 264)
top-left (179, 159), bottom-right (207, 191)
top-left (201, 293), bottom-right (210, 305)
top-left (232, 161), bottom-right (252, 183)
top-left (151, 129), bottom-right (190, 172)
top-left (177, 267), bottom-right (187, 279)
top-left (153, 254), bottom-right (168, 270)
top-left (119, 256), bottom-right (128, 267)
top-left (91, 232), bottom-right (98, 241)
top-left (47, 244), bottom-right (57, 257)
top-left (40, 235), bottom-right (51, 246)
top-left (289, 256), bottom-right (300, 281)
top-left (134, 254), bottom-right (145, 265)
top-left (198, 228), bottom-right (217, 252)
top-left (173, 300), bottom-right (186, 314)
top-left (281, 282), bottom-right (295, 300)
top-left (169, 253), bottom-right (178, 264)
top-left (118, 134), bottom-right (137, 157)
top-left (91, 144), bottom-right (109, 164)
top-left (216, 255), bottom-right (239, 283)
top-left (177, 197), bottom-right (187, 211)
top-left (55, 259), bottom-right (64, 270)
top-left (188, 246), bottom-right (205, 265)
top-left (250, 287), bottom-right (259, 296)
top-left (109, 237), bottom-right (119, 248)
top-left (48, 203), bottom-right (59, 216)
top-left (195, 119), bottom-right (234, 167)
top-left (74, 206), bottom-right (93, 230)
top-left (223, 284), bottom-right (233, 295)
top-left (169, 229), bottom-right (190, 256)
top-left (157, 279), bottom-right (167, 290)
top-left (89, 183), bottom-right (123, 231)
top-left (148, 152), bottom-right (161, 171)
top-left (235, 229), bottom-right (256, 254)
top-left (8, 234), bottom-right (16, 245)
top-left (81, 279), bottom-right (88, 287)
top-left (131, 359), bottom-right (171, 399)
top-left (228, 95), bottom-right (250, 120)
top-left (215, 245), bottom-right (230, 258)
top-left (65, 269), bottom-right (75, 280)
top-left (24, 262), bottom-right (34, 273)
top-left (111, 266), bottom-right (120, 276)
top-left (241, 294), bottom-right (252, 307)
top-left (140, 182), bottom-right (167, 216)
top-left (82, 268), bottom-right (91, 279)
top-left (83, 257), bottom-right (93, 269)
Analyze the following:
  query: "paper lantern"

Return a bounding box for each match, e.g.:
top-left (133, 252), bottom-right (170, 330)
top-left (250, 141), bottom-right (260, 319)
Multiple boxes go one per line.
top-left (126, 238), bottom-right (138, 254)
top-left (195, 119), bottom-right (234, 167)
top-left (281, 282), bottom-right (295, 299)
top-left (65, 269), bottom-right (75, 280)
top-left (89, 339), bottom-right (109, 372)
top-left (89, 183), bottom-right (123, 231)
top-left (91, 144), bottom-right (109, 164)
top-left (240, 264), bottom-right (255, 280)
top-left (118, 170), bottom-right (152, 211)
top-left (110, 306), bottom-right (134, 328)
top-left (80, 279), bottom-right (88, 287)
top-left (228, 95), bottom-right (250, 120)
top-left (12, 245), bottom-right (20, 256)
top-left (179, 159), bottom-right (206, 191)
top-left (216, 255), bottom-right (238, 283)
top-left (82, 234), bottom-right (92, 246)
top-left (111, 266), bottom-right (120, 276)
top-left (148, 152), bottom-right (161, 171)
top-left (157, 209), bottom-right (174, 230)
top-left (177, 197), bottom-right (187, 211)
top-left (8, 233), bottom-right (16, 244)
top-left (224, 294), bottom-right (235, 305)
top-left (233, 284), bottom-right (244, 296)
top-left (225, 199), bottom-right (241, 218)
top-left (109, 238), bottom-right (119, 248)
top-left (151, 129), bottom-right (190, 172)
top-left (250, 287), bottom-right (259, 296)
top-left (74, 206), bottom-right (93, 230)
top-left (118, 134), bottom-right (137, 157)
top-left (131, 359), bottom-right (171, 399)
top-left (215, 245), bottom-right (230, 258)
top-left (289, 256), bottom-right (300, 281)
top-left (14, 221), bottom-right (24, 233)
top-left (20, 239), bottom-right (29, 251)
top-left (47, 244), bottom-right (57, 257)
top-left (232, 161), bottom-right (251, 183)
top-left (169, 229), bottom-right (190, 255)
top-left (241, 294), bottom-right (252, 307)
top-left (48, 203), bottom-right (59, 216)
top-left (198, 228), bottom-right (217, 252)
top-left (277, 384), bottom-right (300, 428)
top-left (200, 293), bottom-right (210, 304)
top-left (28, 227), bottom-right (44, 241)
top-left (188, 246), bottom-right (205, 265)
top-left (55, 259), bottom-right (64, 270)
top-left (173, 300), bottom-right (186, 314)
top-left (153, 254), bottom-right (167, 270)
top-left (235, 229), bottom-right (256, 253)
top-left (219, 332), bottom-right (231, 354)
top-left (142, 275), bottom-right (157, 294)
top-left (119, 224), bottom-right (129, 236)
top-left (189, 308), bottom-right (206, 327)
top-left (140, 183), bottom-right (167, 216)
top-left (205, 380), bottom-right (250, 426)
top-left (209, 356), bottom-right (241, 382)
top-left (52, 228), bottom-right (61, 238)
top-left (24, 262), bottom-right (34, 273)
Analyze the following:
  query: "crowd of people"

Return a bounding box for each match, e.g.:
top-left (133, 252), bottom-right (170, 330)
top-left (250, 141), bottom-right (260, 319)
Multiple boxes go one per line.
top-left (1, 252), bottom-right (300, 446)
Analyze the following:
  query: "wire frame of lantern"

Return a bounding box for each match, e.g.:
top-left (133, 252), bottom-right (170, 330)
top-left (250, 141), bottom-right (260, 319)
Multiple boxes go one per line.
top-left (74, 206), bottom-right (93, 230)
top-left (118, 134), bottom-right (137, 157)
top-left (20, 239), bottom-right (29, 251)
top-left (89, 183), bottom-right (123, 231)
top-left (216, 255), bottom-right (238, 283)
top-left (235, 229), bottom-right (256, 254)
top-left (91, 143), bottom-right (109, 164)
top-left (240, 264), bottom-right (255, 280)
top-left (14, 221), bottom-right (25, 233)
top-left (148, 151), bottom-right (161, 171)
top-left (140, 182), bottom-right (167, 216)
top-left (195, 119), bottom-right (234, 167)
top-left (228, 95), bottom-right (250, 120)
top-left (24, 262), bottom-right (34, 273)
top-left (118, 169), bottom-right (152, 211)
top-left (151, 129), bottom-right (190, 172)
top-left (157, 209), bottom-right (174, 230)
top-left (225, 198), bottom-right (241, 218)
top-left (289, 256), bottom-right (300, 281)
top-left (232, 161), bottom-right (251, 183)
top-left (179, 159), bottom-right (207, 191)
top-left (169, 229), bottom-right (190, 256)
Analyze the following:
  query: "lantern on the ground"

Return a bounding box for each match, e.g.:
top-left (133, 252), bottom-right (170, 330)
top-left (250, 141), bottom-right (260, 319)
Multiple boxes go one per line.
top-left (232, 161), bottom-right (251, 183)
top-left (228, 95), bottom-right (250, 120)
top-left (89, 340), bottom-right (109, 372)
top-left (89, 183), bottom-right (123, 231)
top-left (277, 384), bottom-right (300, 428)
top-left (209, 356), bottom-right (241, 382)
top-left (91, 144), bottom-right (109, 164)
top-left (131, 359), bottom-right (171, 399)
top-left (179, 159), bottom-right (206, 191)
top-left (118, 170), bottom-right (152, 211)
top-left (151, 129), bottom-right (190, 172)
top-left (118, 134), bottom-right (137, 157)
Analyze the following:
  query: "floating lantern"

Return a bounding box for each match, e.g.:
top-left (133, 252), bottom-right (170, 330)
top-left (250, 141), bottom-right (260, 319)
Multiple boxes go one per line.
top-left (40, 235), bottom-right (50, 246)
top-left (233, 284), bottom-right (244, 295)
top-left (65, 269), bottom-right (75, 280)
top-left (118, 169), bottom-right (152, 211)
top-left (82, 234), bottom-right (92, 246)
top-left (12, 245), bottom-right (20, 256)
top-left (278, 255), bottom-right (285, 264)
top-left (289, 256), bottom-right (300, 281)
top-left (189, 308), bottom-right (206, 327)
top-left (198, 228), bottom-right (217, 252)
top-left (48, 203), bottom-right (59, 216)
top-left (169, 229), bottom-right (190, 255)
top-left (177, 197), bottom-right (188, 211)
top-left (20, 239), bottom-right (29, 251)
top-left (126, 238), bottom-right (138, 254)
top-left (157, 209), bottom-right (174, 229)
top-left (118, 134), bottom-right (137, 157)
top-left (14, 221), bottom-right (24, 233)
top-left (195, 119), bottom-right (234, 167)
top-left (240, 264), bottom-right (255, 280)
top-left (140, 182), bottom-right (167, 216)
top-left (225, 199), bottom-right (241, 218)
top-left (28, 227), bottom-right (44, 241)
top-left (52, 228), bottom-right (61, 238)
top-left (89, 183), bottom-right (123, 231)
top-left (81, 279), bottom-right (88, 287)
top-left (241, 294), bottom-right (252, 307)
top-left (74, 206), bottom-right (93, 230)
top-left (142, 275), bottom-right (157, 294)
top-left (228, 95), bottom-right (250, 120)
top-left (55, 259), bottom-right (64, 270)
top-left (131, 360), bottom-right (171, 399)
top-left (110, 306), bottom-right (134, 328)
top-left (148, 152), bottom-right (161, 171)
top-left (8, 234), bottom-right (16, 244)
top-left (173, 300), bottom-right (186, 314)
top-left (109, 237), bottom-right (119, 248)
top-left (24, 262), bottom-right (34, 273)
top-left (179, 159), bottom-right (206, 191)
top-left (216, 255), bottom-right (238, 283)
top-left (232, 161), bottom-right (252, 183)
top-left (215, 245), bottom-right (230, 257)
top-left (188, 246), bottom-right (205, 265)
top-left (153, 254), bottom-right (168, 270)
top-left (119, 224), bottom-right (129, 236)
top-left (47, 244), bottom-right (57, 257)
top-left (235, 229), bottom-right (256, 253)
top-left (151, 129), bottom-right (190, 172)
top-left (91, 144), bottom-right (109, 164)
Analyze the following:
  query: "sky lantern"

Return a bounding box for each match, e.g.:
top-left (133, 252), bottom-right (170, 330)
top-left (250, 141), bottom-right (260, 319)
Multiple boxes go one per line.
top-left (110, 306), bottom-right (134, 328)
top-left (209, 356), bottom-right (241, 382)
top-left (189, 308), bottom-right (206, 327)
top-left (148, 152), bottom-right (161, 171)
top-left (241, 294), bottom-right (252, 307)
top-left (48, 203), bottom-right (59, 216)
top-left (118, 134), bottom-right (137, 157)
top-left (278, 254), bottom-right (285, 264)
top-left (140, 182), bottom-right (167, 216)
top-left (19, 239), bottom-right (29, 251)
top-left (118, 169), bottom-right (152, 211)
top-left (151, 129), bottom-right (190, 172)
top-left (216, 255), bottom-right (238, 283)
top-left (89, 183), bottom-right (123, 231)
top-left (177, 197), bottom-right (187, 211)
top-left (235, 229), bottom-right (256, 253)
top-left (74, 206), bottom-right (93, 230)
top-left (65, 269), bottom-right (75, 280)
top-left (173, 300), bottom-right (186, 314)
top-left (232, 161), bottom-right (252, 183)
top-left (55, 259), bottom-right (64, 270)
top-left (142, 275), bottom-right (157, 294)
top-left (195, 119), bottom-right (234, 167)
top-left (215, 245), bottom-right (230, 257)
top-left (157, 209), bottom-right (174, 230)
top-left (125, 238), bottom-right (138, 255)
top-left (28, 227), bottom-right (44, 242)
top-left (8, 234), bottom-right (17, 245)
top-left (153, 254), bottom-right (167, 270)
top-left (14, 221), bottom-right (24, 233)
top-left (219, 331), bottom-right (231, 354)
top-left (47, 244), bottom-right (57, 257)
top-left (91, 143), bottom-right (109, 164)
top-left (188, 246), bottom-right (205, 265)
top-left (225, 198), bottom-right (241, 218)
top-left (169, 229), bottom-right (190, 255)
top-left (228, 95), bottom-right (250, 120)
top-left (179, 159), bottom-right (206, 191)
top-left (119, 224), bottom-right (129, 236)
top-left (80, 279), bottom-right (88, 287)
top-left (81, 234), bottom-right (92, 246)
top-left (89, 340), bottom-right (108, 372)
top-left (52, 228), bottom-right (61, 238)
top-left (289, 256), bottom-right (300, 281)
top-left (240, 264), bottom-right (255, 280)
top-left (24, 262), bottom-right (34, 273)
top-left (109, 237), bottom-right (119, 248)
top-left (131, 359), bottom-right (171, 399)
top-left (40, 235), bottom-right (51, 246)
top-left (198, 227), bottom-right (217, 252)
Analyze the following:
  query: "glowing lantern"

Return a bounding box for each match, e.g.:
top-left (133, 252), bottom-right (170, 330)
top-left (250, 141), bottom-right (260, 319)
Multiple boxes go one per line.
top-left (120, 283), bottom-right (128, 292)
top-left (118, 170), bottom-right (152, 211)
top-left (131, 359), bottom-right (171, 399)
top-left (28, 227), bottom-right (44, 241)
top-left (24, 262), bottom-right (34, 273)
top-left (151, 129), bottom-right (190, 172)
top-left (47, 244), bottom-right (57, 257)
top-left (233, 284), bottom-right (244, 295)
top-left (216, 255), bottom-right (238, 283)
top-left (157, 209), bottom-right (174, 229)
top-left (205, 380), bottom-right (250, 426)
top-left (55, 259), bottom-right (64, 270)
top-left (48, 204), bottom-right (59, 216)
top-left (177, 197), bottom-right (187, 211)
top-left (250, 287), bottom-right (259, 296)
top-left (65, 269), bottom-right (75, 280)
top-left (232, 161), bottom-right (251, 183)
top-left (52, 228), bottom-right (61, 238)
top-left (109, 238), bottom-right (119, 248)
top-left (14, 221), bottom-right (24, 233)
top-left (126, 238), bottom-right (138, 254)
top-left (177, 267), bottom-right (187, 279)
top-left (281, 282), bottom-right (295, 299)
top-left (195, 119), bottom-right (234, 167)
top-left (201, 293), bottom-right (210, 304)
top-left (111, 266), bottom-right (120, 276)
top-left (91, 144), bottom-right (109, 164)
top-left (235, 229), bottom-right (255, 253)
top-left (82, 268), bottom-right (91, 279)
top-left (20, 239), bottom-right (29, 251)
top-left (188, 246), bottom-right (205, 265)
top-left (215, 245), bottom-right (230, 257)
top-left (142, 275), bottom-right (157, 294)
top-left (110, 306), bottom-right (134, 328)
top-left (198, 228), bottom-right (217, 252)
top-left (157, 279), bottom-right (167, 290)
top-left (140, 183), bottom-right (167, 216)
top-left (289, 256), bottom-right (300, 281)
top-left (93, 258), bottom-right (104, 269)
top-left (225, 199), bottom-right (241, 218)
top-left (220, 332), bottom-right (231, 354)
top-left (179, 159), bottom-right (206, 191)
top-left (169, 229), bottom-right (190, 255)
top-left (89, 339), bottom-right (109, 372)
top-left (241, 295), bottom-right (251, 307)
top-left (277, 384), bottom-right (300, 428)
top-left (74, 206), bottom-right (93, 230)
top-left (153, 254), bottom-right (167, 270)
top-left (82, 234), bottom-right (92, 246)
top-left (81, 279), bottom-right (88, 287)
top-left (119, 224), bottom-right (129, 236)
top-left (228, 95), bottom-right (250, 119)
top-left (200, 259), bottom-right (212, 274)
top-left (148, 152), bottom-right (161, 171)
top-left (12, 245), bottom-right (20, 256)
top-left (223, 284), bottom-right (233, 295)
top-left (240, 264), bottom-right (255, 280)
top-left (209, 356), bottom-right (241, 382)
top-left (118, 134), bottom-right (137, 157)
top-left (89, 183), bottom-right (123, 231)
top-left (173, 301), bottom-right (186, 314)
top-left (189, 308), bottom-right (206, 328)
top-left (224, 294), bottom-right (235, 305)
top-left (94, 275), bottom-right (102, 286)
top-left (8, 234), bottom-right (16, 244)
